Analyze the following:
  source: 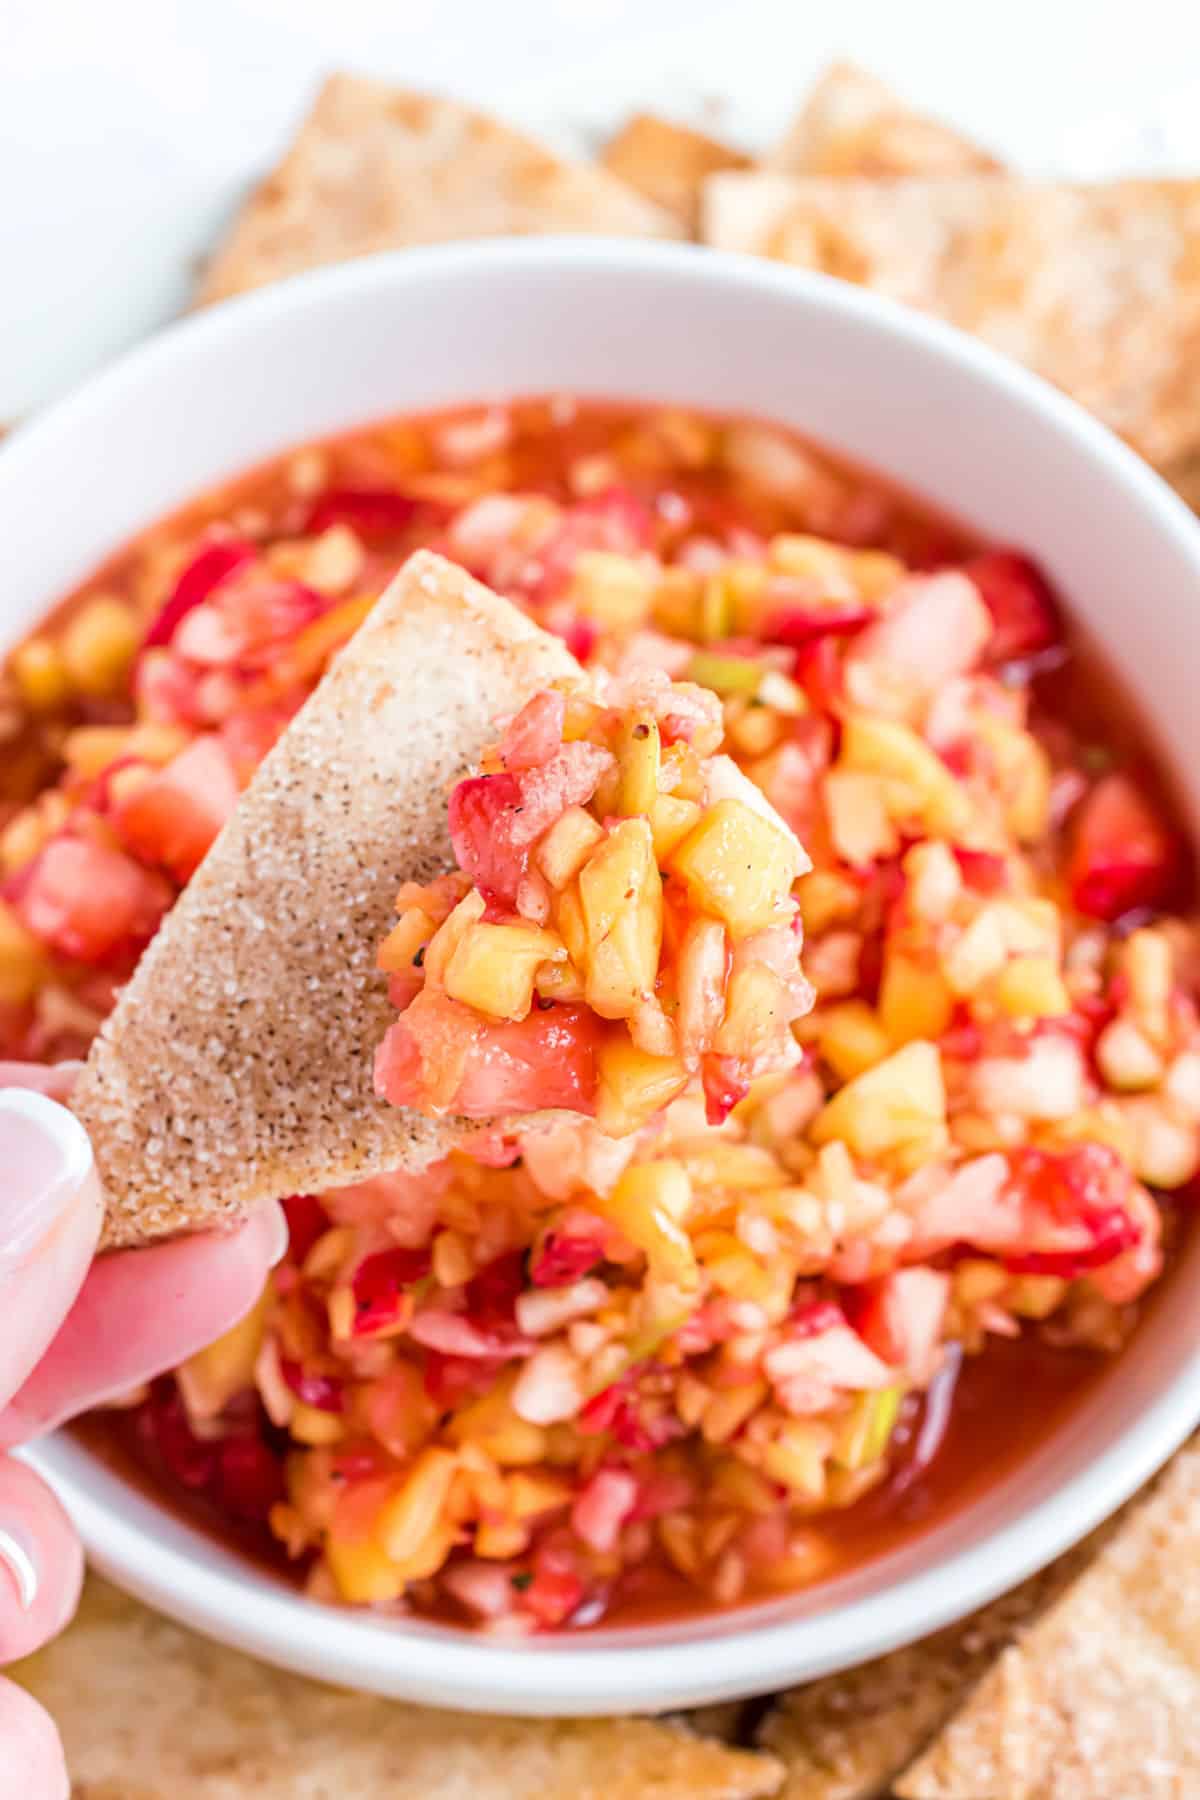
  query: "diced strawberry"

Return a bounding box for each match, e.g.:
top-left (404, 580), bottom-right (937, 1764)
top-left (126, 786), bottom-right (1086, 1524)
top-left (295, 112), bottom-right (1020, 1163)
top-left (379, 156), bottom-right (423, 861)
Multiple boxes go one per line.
top-left (1003, 1143), bottom-right (1142, 1276)
top-left (280, 1194), bottom-right (329, 1265)
top-left (147, 1383), bottom-right (217, 1490)
top-left (576, 1370), bottom-right (680, 1452)
top-left (849, 1269), bottom-right (949, 1376)
top-left (785, 1299), bottom-right (847, 1339)
top-left (422, 1349), bottom-right (507, 1408)
top-left (530, 1226), bottom-right (606, 1288)
top-left (215, 1434), bottom-right (286, 1521)
top-left (571, 1467), bottom-right (638, 1553)
top-left (700, 1053), bottom-right (750, 1126)
top-left (793, 634), bottom-right (845, 714)
top-left (350, 1247), bottom-right (432, 1336)
top-left (498, 690), bottom-right (565, 771)
top-left (964, 551), bottom-right (1060, 663)
top-left (522, 1545), bottom-right (586, 1627)
top-left (952, 846), bottom-right (1009, 893)
top-left (279, 1358), bottom-right (345, 1413)
top-left (465, 1250), bottom-right (526, 1333)
top-left (141, 535), bottom-right (256, 651)
top-left (527, 488), bottom-right (654, 604)
top-left (113, 735), bottom-right (240, 882)
top-left (376, 991), bottom-right (601, 1120)
top-left (302, 486), bottom-right (428, 537)
top-left (8, 835), bottom-right (171, 965)
top-left (764, 602), bottom-right (873, 649)
top-left (447, 773), bottom-right (525, 900)
top-left (550, 616), bottom-right (599, 663)
top-left (1068, 773), bottom-right (1179, 922)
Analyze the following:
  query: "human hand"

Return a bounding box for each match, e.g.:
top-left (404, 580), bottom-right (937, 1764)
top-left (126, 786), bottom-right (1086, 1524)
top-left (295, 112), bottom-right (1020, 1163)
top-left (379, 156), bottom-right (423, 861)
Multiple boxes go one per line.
top-left (0, 1065), bottom-right (287, 1798)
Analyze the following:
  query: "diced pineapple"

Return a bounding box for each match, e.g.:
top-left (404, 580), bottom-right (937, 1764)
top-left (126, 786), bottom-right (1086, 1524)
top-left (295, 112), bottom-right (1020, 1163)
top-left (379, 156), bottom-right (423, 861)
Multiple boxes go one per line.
top-left (443, 920), bottom-right (566, 1021)
top-left (713, 963), bottom-right (790, 1063)
top-left (176, 1290), bottom-right (270, 1421)
top-left (840, 715), bottom-right (969, 838)
top-left (376, 1448), bottom-right (459, 1562)
top-left (819, 1000), bottom-right (892, 1081)
top-left (669, 799), bottom-right (797, 941)
top-left (377, 907), bottom-right (437, 974)
top-left (326, 1534), bottom-right (406, 1605)
top-left (595, 1032), bottom-right (689, 1137)
top-left (993, 954), bottom-right (1071, 1020)
top-left (290, 1403), bottom-right (345, 1446)
top-left (602, 1160), bottom-right (697, 1290)
top-left (10, 636), bottom-right (70, 709)
top-left (651, 566), bottom-right (703, 639)
top-left (823, 769), bottom-right (899, 866)
top-left (615, 713), bottom-right (661, 817)
top-left (533, 959), bottom-right (586, 1003)
top-left (568, 551), bottom-right (656, 630)
top-left (535, 804), bottom-right (604, 889)
top-left (0, 899), bottom-right (47, 1005)
top-left (972, 713), bottom-right (1051, 842)
top-left (60, 596), bottom-right (140, 697)
top-left (650, 794), bottom-right (703, 863)
top-left (555, 882), bottom-right (588, 970)
top-left (578, 819), bottom-right (662, 1018)
top-left (1124, 928), bottom-right (1172, 1047)
top-left (796, 869), bottom-right (860, 935)
top-left (811, 1041), bottom-right (946, 1158)
top-left (1096, 1018), bottom-right (1164, 1092)
top-left (447, 1376), bottom-right (547, 1466)
top-left (761, 1421), bottom-right (832, 1500)
top-left (422, 889), bottom-right (486, 985)
top-left (878, 949), bottom-right (954, 1045)
top-left (1121, 1099), bottom-right (1199, 1189)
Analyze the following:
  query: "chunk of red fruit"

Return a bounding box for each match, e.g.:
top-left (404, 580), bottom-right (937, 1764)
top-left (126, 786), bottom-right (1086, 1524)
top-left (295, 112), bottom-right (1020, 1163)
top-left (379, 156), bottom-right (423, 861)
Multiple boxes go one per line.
top-left (351, 1247), bottom-right (432, 1336)
top-left (1068, 773), bottom-right (1178, 922)
top-left (964, 551), bottom-right (1060, 663)
top-left (142, 536), bottom-right (256, 651)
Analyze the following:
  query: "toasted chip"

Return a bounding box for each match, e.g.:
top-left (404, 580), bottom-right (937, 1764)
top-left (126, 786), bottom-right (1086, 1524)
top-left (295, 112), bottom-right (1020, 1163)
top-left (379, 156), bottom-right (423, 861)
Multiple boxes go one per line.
top-left (767, 61), bottom-right (1000, 177)
top-left (701, 174), bottom-right (1200, 467)
top-left (198, 74), bottom-right (680, 305)
top-left (75, 551), bottom-right (584, 1248)
top-left (601, 112), bottom-right (750, 234)
top-left (11, 1576), bottom-right (783, 1799)
top-left (758, 1543), bottom-right (1092, 1800)
top-left (897, 1436), bottom-right (1200, 1798)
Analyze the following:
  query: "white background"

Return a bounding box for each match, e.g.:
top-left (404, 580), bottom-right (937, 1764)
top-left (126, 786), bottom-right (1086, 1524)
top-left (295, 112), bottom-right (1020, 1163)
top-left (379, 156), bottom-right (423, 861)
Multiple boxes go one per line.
top-left (2, 0), bottom-right (1199, 417)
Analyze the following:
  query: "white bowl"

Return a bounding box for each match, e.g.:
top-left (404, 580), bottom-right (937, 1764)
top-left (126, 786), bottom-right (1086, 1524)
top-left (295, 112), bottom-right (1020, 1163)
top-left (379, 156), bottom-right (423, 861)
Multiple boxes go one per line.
top-left (8, 240), bottom-right (1200, 1715)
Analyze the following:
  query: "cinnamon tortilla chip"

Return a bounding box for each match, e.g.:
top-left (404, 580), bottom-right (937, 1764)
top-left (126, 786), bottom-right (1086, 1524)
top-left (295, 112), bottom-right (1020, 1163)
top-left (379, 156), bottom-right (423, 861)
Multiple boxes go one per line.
top-left (601, 112), bottom-right (750, 234)
top-left (758, 1540), bottom-right (1094, 1800)
top-left (701, 173), bottom-right (1200, 467)
top-left (75, 551), bottom-right (583, 1248)
top-left (197, 74), bottom-right (679, 305)
top-left (767, 61), bottom-right (1000, 176)
top-left (11, 1576), bottom-right (783, 1799)
top-left (897, 1435), bottom-right (1200, 1799)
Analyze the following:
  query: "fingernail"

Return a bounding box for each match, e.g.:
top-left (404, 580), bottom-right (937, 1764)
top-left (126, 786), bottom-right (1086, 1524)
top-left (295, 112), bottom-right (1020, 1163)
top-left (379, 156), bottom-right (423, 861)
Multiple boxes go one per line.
top-left (262, 1200), bottom-right (290, 1270)
top-left (0, 1090), bottom-right (94, 1276)
top-left (0, 1521), bottom-right (39, 1611)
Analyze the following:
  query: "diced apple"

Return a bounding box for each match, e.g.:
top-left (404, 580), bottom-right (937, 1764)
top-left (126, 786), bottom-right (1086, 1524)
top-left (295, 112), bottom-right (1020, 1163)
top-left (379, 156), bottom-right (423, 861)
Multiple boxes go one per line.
top-left (442, 920), bottom-right (566, 1021)
top-left (595, 1032), bottom-right (689, 1136)
top-left (567, 550), bottom-right (657, 630)
top-left (669, 798), bottom-right (798, 940)
top-left (840, 715), bottom-right (969, 838)
top-left (602, 1160), bottom-right (697, 1290)
top-left (811, 1040), bottom-right (946, 1158)
top-left (578, 818), bottom-right (662, 1019)
top-left (713, 963), bottom-right (790, 1064)
top-left (176, 1291), bottom-right (270, 1421)
top-left (326, 1534), bottom-right (406, 1605)
top-left (972, 714), bottom-right (1051, 842)
top-left (535, 805), bottom-right (604, 889)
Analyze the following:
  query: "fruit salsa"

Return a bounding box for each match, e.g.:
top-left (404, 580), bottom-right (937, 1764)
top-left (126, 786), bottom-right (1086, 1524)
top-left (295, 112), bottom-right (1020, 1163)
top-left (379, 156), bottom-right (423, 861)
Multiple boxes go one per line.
top-left (3, 398), bottom-right (1197, 1633)
top-left (374, 672), bottom-right (812, 1136)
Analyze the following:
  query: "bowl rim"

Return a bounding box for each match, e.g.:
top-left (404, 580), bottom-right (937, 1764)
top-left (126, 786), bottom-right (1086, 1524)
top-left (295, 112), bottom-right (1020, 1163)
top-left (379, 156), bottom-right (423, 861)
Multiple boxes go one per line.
top-left (12, 236), bottom-right (1200, 1714)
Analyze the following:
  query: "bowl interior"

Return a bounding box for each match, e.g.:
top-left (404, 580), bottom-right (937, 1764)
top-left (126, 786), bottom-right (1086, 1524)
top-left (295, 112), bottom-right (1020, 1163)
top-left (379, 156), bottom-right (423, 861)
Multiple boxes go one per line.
top-left (10, 240), bottom-right (1200, 1713)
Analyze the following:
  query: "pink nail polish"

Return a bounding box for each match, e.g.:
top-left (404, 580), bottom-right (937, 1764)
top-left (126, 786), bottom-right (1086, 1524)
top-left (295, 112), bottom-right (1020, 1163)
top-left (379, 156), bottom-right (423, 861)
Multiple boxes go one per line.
top-left (0, 1521), bottom-right (39, 1610)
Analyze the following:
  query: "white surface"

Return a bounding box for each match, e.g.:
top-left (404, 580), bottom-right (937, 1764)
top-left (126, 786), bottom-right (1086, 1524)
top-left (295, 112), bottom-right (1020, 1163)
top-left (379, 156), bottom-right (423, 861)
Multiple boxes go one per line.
top-left (3, 0), bottom-right (1200, 414)
top-left (11, 238), bottom-right (1200, 1712)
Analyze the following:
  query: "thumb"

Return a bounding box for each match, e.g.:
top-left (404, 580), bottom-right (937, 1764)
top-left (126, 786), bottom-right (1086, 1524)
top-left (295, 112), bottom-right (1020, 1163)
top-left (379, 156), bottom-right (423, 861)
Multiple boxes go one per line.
top-left (0, 1092), bottom-right (102, 1409)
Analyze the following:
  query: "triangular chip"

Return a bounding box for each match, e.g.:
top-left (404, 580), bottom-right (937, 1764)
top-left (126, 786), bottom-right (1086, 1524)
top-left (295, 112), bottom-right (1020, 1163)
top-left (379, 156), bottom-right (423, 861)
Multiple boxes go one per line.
top-left (758, 1538), bottom-right (1094, 1800)
top-left (600, 112), bottom-right (750, 234)
top-left (766, 61), bottom-right (1000, 176)
top-left (897, 1435), bottom-right (1200, 1798)
top-left (197, 73), bottom-right (679, 305)
top-left (74, 551), bottom-right (583, 1249)
top-left (11, 1575), bottom-right (784, 1799)
top-left (701, 173), bottom-right (1200, 467)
